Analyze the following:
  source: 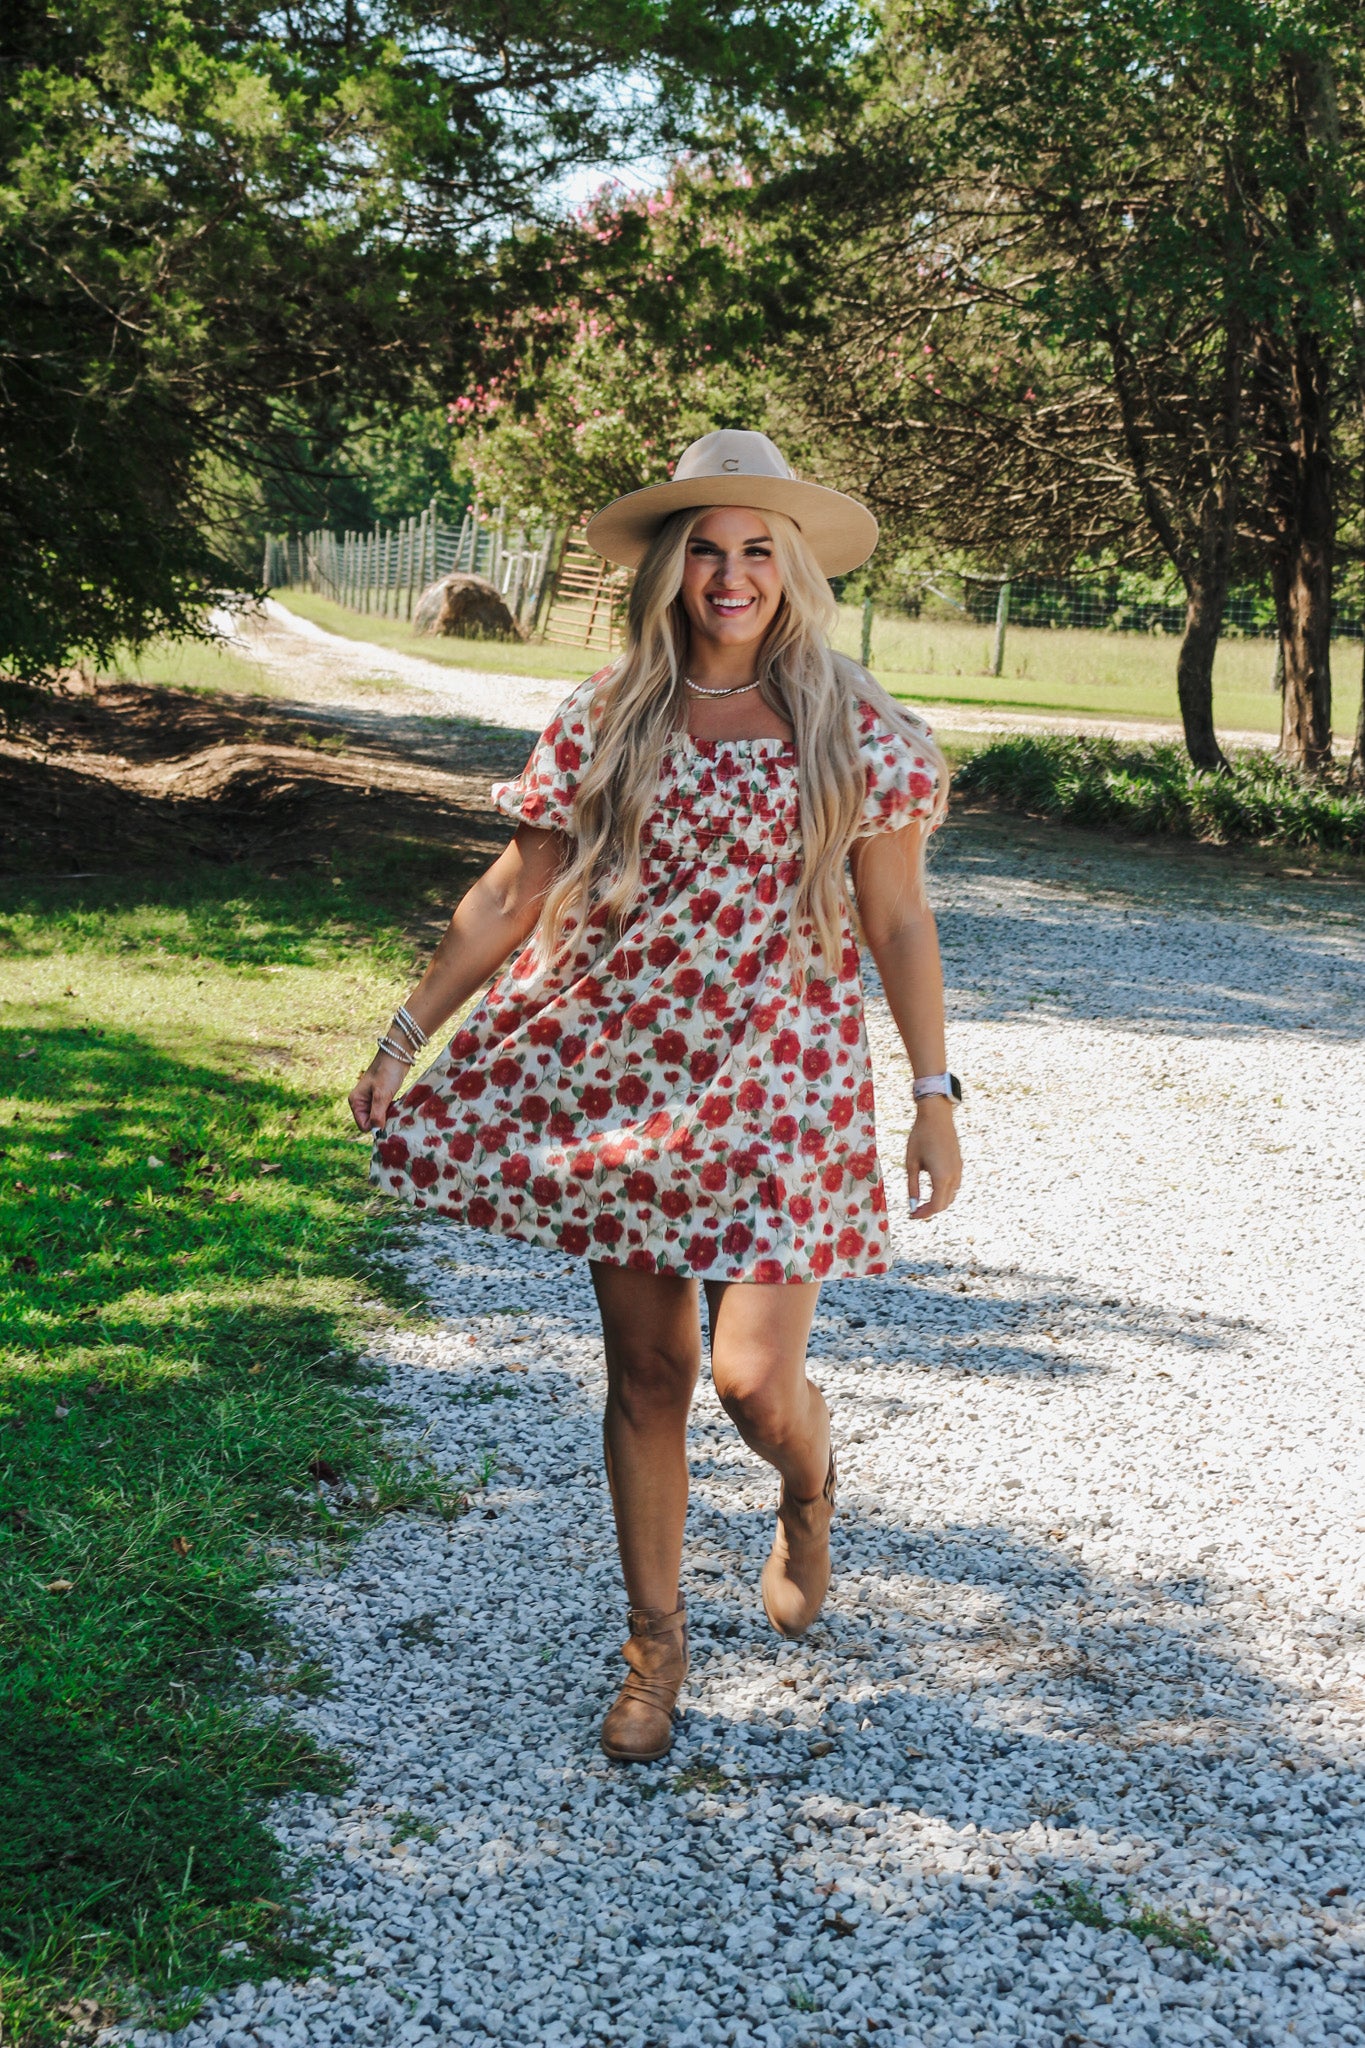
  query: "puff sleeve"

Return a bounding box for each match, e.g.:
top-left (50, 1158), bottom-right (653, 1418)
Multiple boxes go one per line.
top-left (490, 677), bottom-right (602, 833)
top-left (855, 701), bottom-right (941, 836)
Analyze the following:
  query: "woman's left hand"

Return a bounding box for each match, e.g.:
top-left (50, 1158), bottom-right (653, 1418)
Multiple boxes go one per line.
top-left (905, 1100), bottom-right (962, 1219)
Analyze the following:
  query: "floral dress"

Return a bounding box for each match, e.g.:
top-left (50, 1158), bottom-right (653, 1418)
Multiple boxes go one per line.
top-left (372, 676), bottom-right (939, 1283)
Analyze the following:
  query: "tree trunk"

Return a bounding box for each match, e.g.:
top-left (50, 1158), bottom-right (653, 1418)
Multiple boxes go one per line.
top-left (1350, 637), bottom-right (1365, 788)
top-left (1276, 385), bottom-right (1335, 768)
top-left (1176, 570), bottom-right (1230, 771)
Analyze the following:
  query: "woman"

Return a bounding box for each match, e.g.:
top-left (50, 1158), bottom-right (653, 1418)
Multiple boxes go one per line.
top-left (351, 430), bottom-right (962, 1763)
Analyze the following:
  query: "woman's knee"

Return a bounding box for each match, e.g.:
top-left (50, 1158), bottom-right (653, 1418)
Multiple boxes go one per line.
top-left (608, 1342), bottom-right (698, 1425)
top-left (714, 1369), bottom-right (802, 1449)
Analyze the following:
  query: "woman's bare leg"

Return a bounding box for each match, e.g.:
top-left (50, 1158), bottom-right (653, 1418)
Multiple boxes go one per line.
top-left (704, 1279), bottom-right (828, 1496)
top-left (590, 1262), bottom-right (702, 1614)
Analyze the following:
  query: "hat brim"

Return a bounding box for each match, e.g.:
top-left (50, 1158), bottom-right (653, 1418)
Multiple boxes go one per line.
top-left (584, 475), bottom-right (878, 578)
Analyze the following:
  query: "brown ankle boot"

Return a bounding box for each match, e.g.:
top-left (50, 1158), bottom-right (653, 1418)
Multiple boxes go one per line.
top-left (599, 1604), bottom-right (688, 1763)
top-left (760, 1452), bottom-right (836, 1639)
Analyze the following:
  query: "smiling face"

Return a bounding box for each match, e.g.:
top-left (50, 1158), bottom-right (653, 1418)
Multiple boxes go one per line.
top-left (678, 506), bottom-right (784, 657)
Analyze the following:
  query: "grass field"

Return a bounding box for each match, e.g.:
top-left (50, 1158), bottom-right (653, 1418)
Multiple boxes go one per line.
top-left (0, 852), bottom-right (484, 2044)
top-left (831, 604), bottom-right (1364, 739)
top-left (272, 588), bottom-right (1363, 738)
top-left (103, 637), bottom-right (284, 699)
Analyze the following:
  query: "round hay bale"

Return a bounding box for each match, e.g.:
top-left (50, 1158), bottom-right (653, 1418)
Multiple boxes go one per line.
top-left (412, 572), bottom-right (521, 641)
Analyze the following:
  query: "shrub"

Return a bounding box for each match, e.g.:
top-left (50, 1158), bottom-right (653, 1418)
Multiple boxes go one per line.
top-left (954, 736), bottom-right (1365, 854)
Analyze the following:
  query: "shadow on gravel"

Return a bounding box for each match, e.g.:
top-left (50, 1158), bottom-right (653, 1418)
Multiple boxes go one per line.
top-left (817, 1260), bottom-right (1260, 1377)
top-left (928, 826), bottom-right (1364, 1042)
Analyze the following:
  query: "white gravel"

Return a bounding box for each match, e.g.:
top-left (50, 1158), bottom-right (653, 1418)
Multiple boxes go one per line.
top-left (115, 826), bottom-right (1365, 2048)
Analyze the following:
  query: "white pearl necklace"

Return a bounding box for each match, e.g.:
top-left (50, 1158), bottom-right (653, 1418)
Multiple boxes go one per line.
top-left (684, 674), bottom-right (762, 698)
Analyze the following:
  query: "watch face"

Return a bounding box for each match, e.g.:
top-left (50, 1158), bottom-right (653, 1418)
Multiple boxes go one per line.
top-left (950, 1074), bottom-right (963, 1101)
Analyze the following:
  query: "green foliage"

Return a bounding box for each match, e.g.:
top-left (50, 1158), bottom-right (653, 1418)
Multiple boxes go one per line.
top-left (1, 0), bottom-right (851, 678)
top-left (0, 860), bottom-right (473, 2040)
top-left (955, 735), bottom-right (1365, 852)
top-left (1038, 1881), bottom-right (1221, 1960)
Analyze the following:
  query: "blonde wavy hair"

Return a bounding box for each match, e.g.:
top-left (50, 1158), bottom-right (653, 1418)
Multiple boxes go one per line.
top-left (534, 505), bottom-right (948, 975)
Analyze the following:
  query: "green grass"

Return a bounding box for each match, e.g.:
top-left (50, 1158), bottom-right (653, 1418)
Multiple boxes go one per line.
top-left (0, 857), bottom-right (479, 2043)
top-left (273, 590), bottom-right (604, 684)
top-left (100, 638), bottom-right (283, 699)
top-left (276, 589), bottom-right (1364, 739)
top-left (955, 733), bottom-right (1365, 853)
top-left (832, 602), bottom-right (1363, 739)
top-left (1039, 1881), bottom-right (1220, 1961)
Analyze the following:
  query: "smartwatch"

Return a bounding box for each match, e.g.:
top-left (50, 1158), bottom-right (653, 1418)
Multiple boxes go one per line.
top-left (912, 1072), bottom-right (962, 1105)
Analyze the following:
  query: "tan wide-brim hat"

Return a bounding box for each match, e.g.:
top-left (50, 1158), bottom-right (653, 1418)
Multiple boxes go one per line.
top-left (584, 429), bottom-right (878, 577)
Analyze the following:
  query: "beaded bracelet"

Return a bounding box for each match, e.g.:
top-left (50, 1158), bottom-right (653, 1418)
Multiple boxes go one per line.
top-left (376, 1035), bottom-right (415, 1065)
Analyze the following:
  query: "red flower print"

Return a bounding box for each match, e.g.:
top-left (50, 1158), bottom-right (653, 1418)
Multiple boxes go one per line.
top-left (627, 1248), bottom-right (657, 1271)
top-left (751, 1001), bottom-right (781, 1032)
top-left (451, 1028), bottom-right (479, 1060)
top-left (753, 1259), bottom-right (785, 1284)
top-left (528, 1016), bottom-right (561, 1046)
top-left (532, 1175), bottom-right (558, 1206)
top-left (837, 1226), bottom-right (865, 1257)
top-left (555, 737), bottom-right (582, 771)
top-left (721, 1220), bottom-right (753, 1255)
top-left (377, 1135), bottom-right (409, 1168)
top-left (699, 985), bottom-right (730, 1017)
top-left (655, 1030), bottom-right (687, 1067)
top-left (685, 1234), bottom-right (719, 1270)
top-left (570, 1151), bottom-right (596, 1180)
top-left (598, 1137), bottom-right (632, 1169)
top-left (548, 1110), bottom-right (576, 1141)
top-left (674, 967), bottom-right (705, 999)
top-left (448, 1131), bottom-right (476, 1162)
top-left (756, 873), bottom-right (778, 904)
top-left (625, 1170), bottom-right (657, 1203)
top-left (857, 1079), bottom-right (875, 1112)
top-left (454, 1071), bottom-right (484, 1100)
top-left (592, 1214), bottom-right (624, 1245)
top-left (491, 1057), bottom-right (521, 1090)
top-left (689, 1049), bottom-right (720, 1084)
top-left (660, 1189), bottom-right (690, 1220)
top-left (757, 1174), bottom-right (783, 1209)
top-left (700, 1161), bottom-right (727, 1192)
top-left (476, 1123), bottom-right (506, 1152)
top-left (561, 1034), bottom-right (587, 1064)
top-left (799, 1129), bottom-right (827, 1159)
top-left (909, 771), bottom-right (933, 799)
top-left (626, 1001), bottom-right (660, 1030)
top-left (715, 903), bottom-right (744, 938)
top-left (689, 890), bottom-right (721, 926)
top-left (736, 1078), bottom-right (766, 1113)
top-left (802, 1047), bottom-right (831, 1081)
top-left (772, 1029), bottom-right (800, 1066)
top-left (580, 1085), bottom-right (612, 1119)
top-left (830, 1095), bottom-right (855, 1130)
top-left (698, 1093), bottom-right (732, 1129)
top-left (402, 1083), bottom-right (434, 1113)
top-left (500, 1153), bottom-right (532, 1187)
top-left (733, 952), bottom-right (762, 986)
top-left (730, 1148), bottom-right (760, 1178)
top-left (467, 1194), bottom-right (496, 1226)
top-left (617, 1073), bottom-right (649, 1109)
top-left (647, 933), bottom-right (681, 968)
top-left (772, 1114), bottom-right (799, 1146)
top-left (559, 1224), bottom-right (590, 1255)
top-left (810, 1244), bottom-right (834, 1276)
top-left (642, 1110), bottom-right (672, 1139)
top-left (840, 1016), bottom-right (861, 1046)
top-left (764, 933), bottom-right (789, 965)
top-left (788, 1194), bottom-right (814, 1224)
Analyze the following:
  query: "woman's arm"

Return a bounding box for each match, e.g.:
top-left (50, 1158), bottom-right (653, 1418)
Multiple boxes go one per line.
top-left (848, 824), bottom-right (962, 1220)
top-left (348, 823), bottom-right (568, 1134)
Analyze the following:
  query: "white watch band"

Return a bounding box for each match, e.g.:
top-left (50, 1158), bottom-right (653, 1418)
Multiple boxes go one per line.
top-left (913, 1072), bottom-right (959, 1103)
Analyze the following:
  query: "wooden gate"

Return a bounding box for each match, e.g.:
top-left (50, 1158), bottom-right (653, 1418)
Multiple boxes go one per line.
top-left (541, 530), bottom-right (628, 653)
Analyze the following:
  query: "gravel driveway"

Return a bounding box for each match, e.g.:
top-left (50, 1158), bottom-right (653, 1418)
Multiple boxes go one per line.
top-left (123, 822), bottom-right (1365, 2048)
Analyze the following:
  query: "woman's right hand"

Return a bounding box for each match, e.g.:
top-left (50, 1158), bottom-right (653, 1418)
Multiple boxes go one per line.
top-left (348, 1051), bottom-right (412, 1134)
